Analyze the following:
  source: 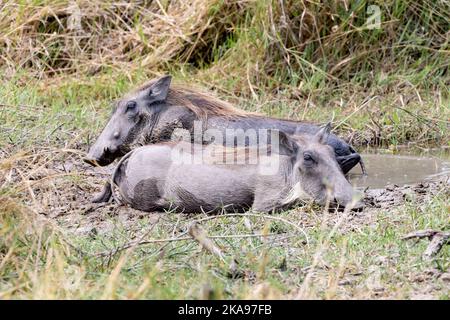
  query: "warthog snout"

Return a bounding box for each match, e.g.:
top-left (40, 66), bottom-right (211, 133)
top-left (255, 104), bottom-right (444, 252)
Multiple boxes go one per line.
top-left (83, 143), bottom-right (120, 166)
top-left (326, 181), bottom-right (364, 211)
top-left (84, 145), bottom-right (120, 167)
top-left (84, 147), bottom-right (101, 166)
top-left (83, 157), bottom-right (99, 166)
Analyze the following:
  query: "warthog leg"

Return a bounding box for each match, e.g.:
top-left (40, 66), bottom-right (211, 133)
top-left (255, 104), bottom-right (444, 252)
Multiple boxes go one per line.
top-left (91, 181), bottom-right (112, 203)
top-left (349, 146), bottom-right (367, 175)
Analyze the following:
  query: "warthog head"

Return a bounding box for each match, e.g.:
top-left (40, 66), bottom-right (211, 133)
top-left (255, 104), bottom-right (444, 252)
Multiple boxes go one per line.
top-left (280, 124), bottom-right (362, 210)
top-left (84, 75), bottom-right (172, 166)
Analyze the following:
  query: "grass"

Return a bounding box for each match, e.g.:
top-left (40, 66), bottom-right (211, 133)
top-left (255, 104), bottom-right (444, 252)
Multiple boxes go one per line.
top-left (0, 0), bottom-right (449, 299)
top-left (1, 71), bottom-right (447, 151)
top-left (0, 184), bottom-right (448, 299)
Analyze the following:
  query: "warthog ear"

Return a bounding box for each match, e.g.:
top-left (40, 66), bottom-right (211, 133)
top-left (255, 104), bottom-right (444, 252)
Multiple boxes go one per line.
top-left (314, 122), bottom-right (332, 144)
top-left (336, 153), bottom-right (361, 174)
top-left (147, 75), bottom-right (172, 102)
top-left (277, 130), bottom-right (297, 155)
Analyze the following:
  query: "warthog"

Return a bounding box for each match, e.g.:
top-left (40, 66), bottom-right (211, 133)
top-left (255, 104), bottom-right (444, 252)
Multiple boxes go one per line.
top-left (84, 75), bottom-right (365, 202)
top-left (107, 126), bottom-right (363, 213)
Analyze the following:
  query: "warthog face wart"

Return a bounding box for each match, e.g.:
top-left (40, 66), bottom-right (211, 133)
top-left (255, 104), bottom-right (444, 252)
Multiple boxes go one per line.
top-left (84, 76), bottom-right (172, 166)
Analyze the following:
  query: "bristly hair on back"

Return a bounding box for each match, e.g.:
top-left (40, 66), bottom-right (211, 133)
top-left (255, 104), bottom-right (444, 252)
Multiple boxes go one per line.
top-left (133, 78), bottom-right (255, 118)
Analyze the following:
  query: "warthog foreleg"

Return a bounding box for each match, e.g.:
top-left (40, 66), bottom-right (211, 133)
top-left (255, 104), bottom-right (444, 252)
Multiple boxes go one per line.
top-left (91, 181), bottom-right (112, 203)
top-left (358, 157), bottom-right (367, 176)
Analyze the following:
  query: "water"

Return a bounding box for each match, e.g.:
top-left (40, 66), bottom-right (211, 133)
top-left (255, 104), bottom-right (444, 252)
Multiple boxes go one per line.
top-left (348, 149), bottom-right (450, 189)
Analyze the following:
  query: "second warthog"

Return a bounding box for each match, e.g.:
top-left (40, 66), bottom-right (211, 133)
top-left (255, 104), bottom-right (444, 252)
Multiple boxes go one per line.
top-left (107, 126), bottom-right (363, 213)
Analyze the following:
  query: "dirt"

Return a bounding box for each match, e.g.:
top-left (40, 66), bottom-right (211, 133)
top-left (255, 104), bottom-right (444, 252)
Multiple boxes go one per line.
top-left (62, 169), bottom-right (448, 238)
top-left (364, 177), bottom-right (449, 210)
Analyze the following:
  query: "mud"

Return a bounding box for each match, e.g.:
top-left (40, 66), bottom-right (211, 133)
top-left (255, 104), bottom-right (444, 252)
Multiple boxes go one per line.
top-left (364, 177), bottom-right (449, 210)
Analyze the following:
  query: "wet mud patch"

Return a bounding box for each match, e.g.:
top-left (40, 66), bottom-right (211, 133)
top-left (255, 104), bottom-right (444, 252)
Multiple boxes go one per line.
top-left (349, 152), bottom-right (450, 189)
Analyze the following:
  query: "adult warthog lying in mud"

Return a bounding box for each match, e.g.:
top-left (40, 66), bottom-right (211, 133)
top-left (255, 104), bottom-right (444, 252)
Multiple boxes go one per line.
top-left (106, 126), bottom-right (363, 213)
top-left (85, 75), bottom-right (365, 176)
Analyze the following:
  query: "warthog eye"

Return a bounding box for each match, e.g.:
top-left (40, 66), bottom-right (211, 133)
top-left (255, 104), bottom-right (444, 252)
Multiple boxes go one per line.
top-left (303, 152), bottom-right (315, 166)
top-left (126, 101), bottom-right (137, 111)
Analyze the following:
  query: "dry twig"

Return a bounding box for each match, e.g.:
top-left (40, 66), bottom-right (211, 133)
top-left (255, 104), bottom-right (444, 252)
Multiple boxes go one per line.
top-left (402, 229), bottom-right (450, 260)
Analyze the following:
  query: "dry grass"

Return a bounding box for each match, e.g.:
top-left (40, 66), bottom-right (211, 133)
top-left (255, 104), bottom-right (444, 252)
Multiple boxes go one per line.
top-left (0, 0), bottom-right (245, 78)
top-left (1, 1), bottom-right (448, 93)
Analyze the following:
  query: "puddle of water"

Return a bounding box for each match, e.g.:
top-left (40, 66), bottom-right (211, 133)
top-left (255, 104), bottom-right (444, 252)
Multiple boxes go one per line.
top-left (348, 150), bottom-right (450, 189)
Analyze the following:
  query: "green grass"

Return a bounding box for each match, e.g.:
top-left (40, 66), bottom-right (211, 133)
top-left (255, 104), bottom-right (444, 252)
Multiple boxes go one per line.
top-left (1, 70), bottom-right (448, 151)
top-left (1, 187), bottom-right (448, 299)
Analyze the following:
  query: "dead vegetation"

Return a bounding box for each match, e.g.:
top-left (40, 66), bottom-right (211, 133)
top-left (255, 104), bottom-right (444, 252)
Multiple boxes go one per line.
top-left (1, 1), bottom-right (448, 93)
top-left (0, 0), bottom-right (248, 78)
top-left (403, 229), bottom-right (450, 260)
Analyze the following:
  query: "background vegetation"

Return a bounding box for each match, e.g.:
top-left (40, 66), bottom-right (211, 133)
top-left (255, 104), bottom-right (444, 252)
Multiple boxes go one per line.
top-left (0, 0), bottom-right (449, 299)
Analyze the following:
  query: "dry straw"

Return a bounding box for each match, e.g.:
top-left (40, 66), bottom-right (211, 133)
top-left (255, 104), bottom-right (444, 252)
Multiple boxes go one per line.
top-left (0, 0), bottom-right (225, 76)
top-left (1, 1), bottom-right (447, 94)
